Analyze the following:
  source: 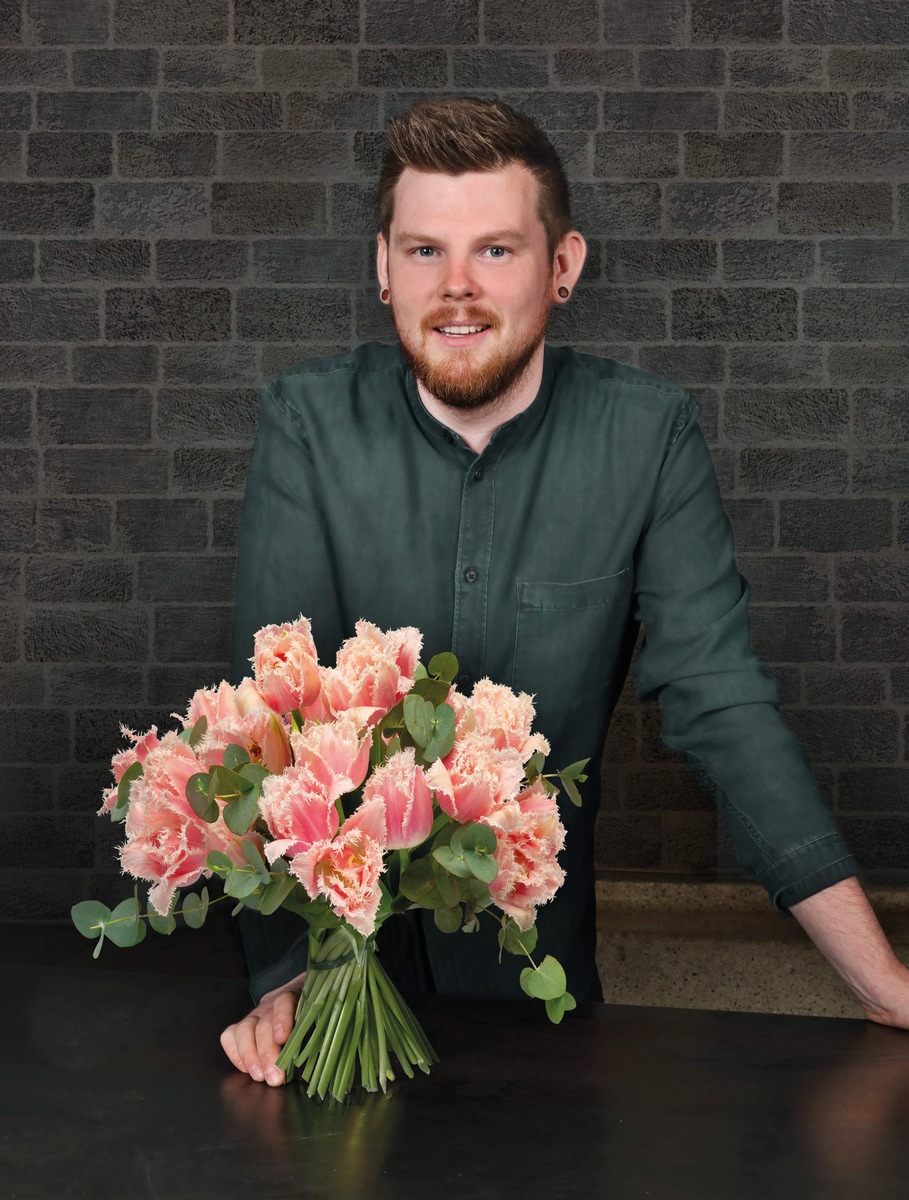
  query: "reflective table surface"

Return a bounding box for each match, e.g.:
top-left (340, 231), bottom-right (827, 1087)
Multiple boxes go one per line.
top-left (5, 963), bottom-right (909, 1200)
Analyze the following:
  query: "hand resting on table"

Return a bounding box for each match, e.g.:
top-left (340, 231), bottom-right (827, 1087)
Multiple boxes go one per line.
top-left (220, 970), bottom-right (306, 1087)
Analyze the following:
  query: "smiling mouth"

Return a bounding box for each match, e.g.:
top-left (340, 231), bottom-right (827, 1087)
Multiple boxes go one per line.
top-left (434, 324), bottom-right (492, 337)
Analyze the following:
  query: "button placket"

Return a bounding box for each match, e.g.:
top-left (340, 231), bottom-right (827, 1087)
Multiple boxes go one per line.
top-left (449, 454), bottom-right (497, 687)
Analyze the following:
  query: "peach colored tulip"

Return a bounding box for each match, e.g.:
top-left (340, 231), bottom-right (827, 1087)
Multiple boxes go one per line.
top-left (363, 748), bottom-right (433, 849)
top-left (291, 813), bottom-right (386, 936)
top-left (425, 731), bottom-right (525, 823)
top-left (290, 716), bottom-right (371, 801)
top-left (99, 724), bottom-right (161, 814)
top-left (482, 781), bottom-right (566, 931)
top-left (322, 620), bottom-right (422, 727)
top-left (464, 678), bottom-right (550, 762)
top-left (258, 764), bottom-right (340, 863)
top-left (253, 616), bottom-right (321, 714)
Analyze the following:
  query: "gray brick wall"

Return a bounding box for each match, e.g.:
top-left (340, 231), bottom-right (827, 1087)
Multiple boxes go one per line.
top-left (1, 0), bottom-right (907, 919)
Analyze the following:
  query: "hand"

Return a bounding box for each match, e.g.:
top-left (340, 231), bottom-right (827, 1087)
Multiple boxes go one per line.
top-left (220, 970), bottom-right (306, 1086)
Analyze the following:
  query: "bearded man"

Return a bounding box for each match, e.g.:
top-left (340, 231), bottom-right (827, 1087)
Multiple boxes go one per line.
top-left (222, 98), bottom-right (909, 1086)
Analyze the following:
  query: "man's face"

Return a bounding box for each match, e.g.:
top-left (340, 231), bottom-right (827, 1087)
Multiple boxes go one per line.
top-left (377, 164), bottom-right (555, 411)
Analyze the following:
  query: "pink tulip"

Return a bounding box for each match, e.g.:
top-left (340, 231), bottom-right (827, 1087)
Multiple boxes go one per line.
top-left (463, 678), bottom-right (550, 762)
top-left (99, 724), bottom-right (161, 814)
top-left (482, 781), bottom-right (566, 931)
top-left (290, 717), bottom-right (371, 801)
top-left (363, 748), bottom-right (433, 849)
top-left (425, 731), bottom-right (525, 823)
top-left (258, 765), bottom-right (340, 863)
top-left (253, 616), bottom-right (321, 714)
top-left (291, 815), bottom-right (386, 936)
top-left (322, 620), bottom-right (422, 727)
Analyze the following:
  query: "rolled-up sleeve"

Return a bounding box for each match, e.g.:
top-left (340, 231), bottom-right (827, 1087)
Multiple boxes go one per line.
top-left (632, 394), bottom-right (860, 911)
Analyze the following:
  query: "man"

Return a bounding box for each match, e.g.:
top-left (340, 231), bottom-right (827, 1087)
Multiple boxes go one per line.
top-left (221, 99), bottom-right (909, 1086)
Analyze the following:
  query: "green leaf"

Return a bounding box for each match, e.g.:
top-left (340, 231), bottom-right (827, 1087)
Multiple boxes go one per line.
top-left (106, 896), bottom-right (146, 948)
top-left (211, 764), bottom-right (254, 799)
top-left (500, 919), bottom-right (538, 957)
top-left (113, 760), bottom-right (143, 818)
top-left (524, 751), bottom-right (545, 780)
top-left (434, 903), bottom-right (462, 933)
top-left (428, 652), bottom-right (459, 683)
top-left (399, 856), bottom-right (446, 909)
top-left (148, 908), bottom-right (177, 936)
top-left (186, 772), bottom-right (218, 822)
top-left (545, 991), bottom-right (577, 1024)
top-left (258, 873), bottom-right (299, 916)
top-left (238, 762), bottom-right (270, 787)
top-left (413, 661), bottom-right (428, 681)
top-left (403, 694), bottom-right (433, 748)
top-left (519, 955), bottom-right (567, 1001)
top-left (432, 844), bottom-right (473, 879)
top-left (182, 887), bottom-right (209, 929)
top-left (242, 838), bottom-right (271, 884)
top-left (558, 772), bottom-right (583, 808)
top-left (432, 857), bottom-right (465, 905)
top-left (222, 743), bottom-right (250, 770)
top-left (224, 865), bottom-right (262, 899)
top-left (205, 850), bottom-right (233, 875)
top-left (383, 734), bottom-right (402, 759)
top-left (224, 788), bottom-right (260, 836)
top-left (560, 758), bottom-right (590, 781)
top-left (410, 677), bottom-right (450, 706)
top-left (423, 702), bottom-right (456, 763)
top-left (71, 900), bottom-right (111, 941)
top-left (451, 821), bottom-right (498, 883)
top-left (187, 714), bottom-right (208, 747)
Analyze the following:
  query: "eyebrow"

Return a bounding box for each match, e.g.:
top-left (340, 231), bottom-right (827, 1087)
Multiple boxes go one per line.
top-left (395, 228), bottom-right (529, 246)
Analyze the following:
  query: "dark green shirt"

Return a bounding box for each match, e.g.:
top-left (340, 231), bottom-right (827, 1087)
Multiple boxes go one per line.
top-left (232, 342), bottom-right (858, 1002)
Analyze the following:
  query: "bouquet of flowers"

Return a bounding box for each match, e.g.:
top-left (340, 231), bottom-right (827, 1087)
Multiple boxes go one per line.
top-left (73, 617), bottom-right (588, 1103)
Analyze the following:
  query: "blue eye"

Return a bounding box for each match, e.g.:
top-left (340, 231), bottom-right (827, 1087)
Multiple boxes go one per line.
top-left (415, 247), bottom-right (436, 257)
top-left (485, 246), bottom-right (508, 258)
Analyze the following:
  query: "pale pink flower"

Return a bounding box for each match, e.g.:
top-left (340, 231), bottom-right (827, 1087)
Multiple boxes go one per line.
top-left (253, 616), bottom-right (321, 714)
top-left (425, 730), bottom-right (525, 823)
top-left (482, 781), bottom-right (566, 931)
top-left (363, 748), bottom-right (433, 850)
top-left (290, 717), bottom-right (370, 801)
top-left (99, 724), bottom-right (161, 814)
top-left (322, 620), bottom-right (422, 727)
top-left (196, 705), bottom-right (292, 775)
top-left (182, 679), bottom-right (242, 729)
top-left (258, 764), bottom-right (340, 863)
top-left (465, 678), bottom-right (550, 762)
top-left (291, 808), bottom-right (386, 936)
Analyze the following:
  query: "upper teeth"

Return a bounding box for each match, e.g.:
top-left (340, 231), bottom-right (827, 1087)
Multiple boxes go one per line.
top-left (439, 325), bottom-right (486, 335)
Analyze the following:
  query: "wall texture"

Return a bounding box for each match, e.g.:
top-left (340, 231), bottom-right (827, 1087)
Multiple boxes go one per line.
top-left (0, 0), bottom-right (907, 920)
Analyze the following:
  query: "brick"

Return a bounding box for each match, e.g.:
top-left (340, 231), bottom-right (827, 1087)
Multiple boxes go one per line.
top-left (25, 606), bottom-right (148, 662)
top-left (828, 344), bottom-right (909, 385)
top-left (0, 93), bottom-right (29, 131)
top-left (902, 504), bottom-right (909, 549)
top-left (211, 183), bottom-right (324, 235)
top-left (37, 388), bottom-right (150, 445)
top-left (117, 133), bottom-right (217, 178)
top-left (76, 706), bottom-right (169, 762)
top-left (804, 289), bottom-right (909, 341)
top-left (547, 288), bottom-right (666, 343)
top-left (44, 448), bottom-right (167, 494)
top-left (162, 49), bottom-right (258, 88)
top-left (98, 182), bottom-right (208, 236)
top-left (835, 556), bottom-right (909, 603)
top-left (724, 388), bottom-right (848, 442)
top-left (667, 183), bottom-right (773, 234)
top-left (672, 288), bottom-right (796, 341)
top-left (25, 557), bottom-right (132, 603)
top-left (0, 558), bottom-right (20, 600)
top-left (138, 555), bottom-right (235, 603)
top-left (156, 239), bottom-right (247, 282)
top-left (39, 238), bottom-right (149, 282)
top-left (260, 49), bottom-right (354, 89)
top-left (221, 132), bottom-right (347, 180)
top-left (158, 92), bottom-right (282, 131)
top-left (829, 49), bottom-right (909, 87)
top-left (162, 344), bottom-right (257, 386)
top-left (739, 448), bottom-right (847, 494)
top-left (0, 132), bottom-right (21, 178)
top-left (154, 604), bottom-right (233, 662)
top-left (595, 812), bottom-right (661, 869)
top-left (72, 49), bottom-right (158, 87)
top-left (853, 390), bottom-right (909, 443)
top-left (623, 766), bottom-right (714, 812)
top-left (0, 869), bottom-right (91, 918)
top-left (116, 499), bottom-right (206, 552)
top-left (148, 663), bottom-right (228, 705)
top-left (0, 448), bottom-right (37, 492)
top-left (236, 287), bottom-right (349, 341)
top-left (0, 0), bottom-right (21, 41)
top-left (37, 91), bottom-right (152, 131)
top-left (606, 240), bottom-right (716, 284)
top-left (690, 0), bottom-right (782, 42)
top-left (639, 49), bottom-right (724, 87)
top-left (0, 815), bottom-right (96, 865)
top-left (0, 48), bottom-right (66, 85)
top-left (172, 446), bottom-right (249, 492)
top-left (805, 667), bottom-right (887, 707)
top-left (498, 91), bottom-right (600, 133)
top-left (358, 48), bottom-right (448, 89)
top-left (638, 344), bottom-right (725, 384)
top-left (285, 91), bottom-right (375, 134)
top-left (723, 240), bottom-right (815, 283)
top-left (839, 769), bottom-right (909, 812)
top-left (156, 388), bottom-right (258, 442)
top-left (236, 0), bottom-right (358, 42)
top-left (720, 499), bottom-right (769, 550)
top-left (739, 555), bottom-right (828, 603)
top-left (725, 92), bottom-right (848, 130)
top-left (72, 345), bottom-right (157, 384)
top-left (28, 131), bottom-right (112, 178)
top-left (603, 92), bottom-right (718, 131)
top-left (0, 604), bottom-right (15, 660)
top-left (893, 667), bottom-right (909, 701)
top-left (0, 239), bottom-right (33, 282)
top-left (594, 132), bottom-right (679, 177)
top-left (0, 666), bottom-right (43, 705)
top-left (105, 288), bottom-right (231, 342)
top-left (820, 240), bottom-right (909, 285)
top-left (253, 238), bottom-right (364, 285)
top-left (50, 664), bottom-right (142, 706)
top-left (114, 0), bottom-right (228, 43)
top-left (212, 498), bottom-right (241, 550)
top-left (0, 183), bottom-right (93, 233)
top-left (0, 390), bottom-right (31, 442)
top-left (853, 450), bottom-right (909, 492)
top-left (684, 133), bottom-right (783, 178)
top-left (790, 133), bottom-right (909, 179)
top-left (602, 0), bottom-right (686, 44)
top-left (788, 707), bottom-right (900, 764)
top-left (842, 608), bottom-right (909, 664)
top-left (855, 92), bottom-right (909, 132)
top-left (729, 49), bottom-right (824, 87)
top-left (779, 500), bottom-right (892, 552)
top-left (454, 50), bottom-right (547, 89)
top-left (789, 2), bottom-right (909, 44)
top-left (260, 343), bottom-right (348, 378)
top-left (779, 183), bottom-right (892, 235)
top-left (0, 502), bottom-right (35, 552)
top-left (24, 0), bottom-right (108, 43)
top-left (570, 183), bottom-right (662, 236)
top-left (36, 499), bottom-right (111, 551)
top-left (0, 289), bottom-right (99, 341)
top-left (0, 345), bottom-right (65, 383)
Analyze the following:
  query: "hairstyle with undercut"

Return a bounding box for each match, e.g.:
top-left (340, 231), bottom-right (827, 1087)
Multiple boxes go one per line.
top-left (378, 98), bottom-right (572, 258)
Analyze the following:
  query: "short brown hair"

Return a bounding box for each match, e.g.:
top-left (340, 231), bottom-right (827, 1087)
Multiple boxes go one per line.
top-left (378, 98), bottom-right (572, 258)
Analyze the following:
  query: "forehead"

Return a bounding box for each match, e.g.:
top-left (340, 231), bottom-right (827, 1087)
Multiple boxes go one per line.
top-left (389, 163), bottom-right (545, 236)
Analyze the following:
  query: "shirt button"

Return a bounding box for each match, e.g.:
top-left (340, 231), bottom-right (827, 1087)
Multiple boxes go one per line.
top-left (464, 568), bottom-right (478, 583)
top-left (473, 467), bottom-right (484, 481)
top-left (443, 432), bottom-right (454, 444)
top-left (457, 672), bottom-right (473, 690)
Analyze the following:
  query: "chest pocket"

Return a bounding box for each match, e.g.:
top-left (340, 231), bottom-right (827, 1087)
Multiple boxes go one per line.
top-left (512, 569), bottom-right (632, 713)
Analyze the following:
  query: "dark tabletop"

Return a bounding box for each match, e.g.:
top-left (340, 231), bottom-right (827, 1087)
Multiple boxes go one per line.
top-left (4, 964), bottom-right (909, 1200)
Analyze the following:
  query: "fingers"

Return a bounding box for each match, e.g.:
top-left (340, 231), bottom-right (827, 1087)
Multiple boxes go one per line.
top-left (220, 983), bottom-right (304, 1087)
top-left (231, 1012), bottom-right (268, 1083)
top-left (271, 989), bottom-right (299, 1045)
top-left (254, 1012), bottom-right (285, 1087)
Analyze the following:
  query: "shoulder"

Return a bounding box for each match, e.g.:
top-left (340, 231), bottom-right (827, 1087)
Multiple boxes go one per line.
top-left (263, 342), bottom-right (406, 410)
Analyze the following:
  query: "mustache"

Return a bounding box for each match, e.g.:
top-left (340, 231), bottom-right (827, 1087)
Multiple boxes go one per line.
top-left (420, 306), bottom-right (498, 332)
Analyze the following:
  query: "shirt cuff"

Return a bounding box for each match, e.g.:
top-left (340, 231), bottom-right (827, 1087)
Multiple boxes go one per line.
top-left (758, 832), bottom-right (861, 914)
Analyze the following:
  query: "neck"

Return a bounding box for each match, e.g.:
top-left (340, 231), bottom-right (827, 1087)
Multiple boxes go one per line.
top-left (415, 342), bottom-right (546, 456)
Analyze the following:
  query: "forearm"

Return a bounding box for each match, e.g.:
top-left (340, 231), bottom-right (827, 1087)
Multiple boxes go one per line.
top-left (790, 875), bottom-right (909, 1020)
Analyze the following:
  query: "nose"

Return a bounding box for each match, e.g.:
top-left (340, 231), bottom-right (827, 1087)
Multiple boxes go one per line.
top-left (440, 255), bottom-right (477, 301)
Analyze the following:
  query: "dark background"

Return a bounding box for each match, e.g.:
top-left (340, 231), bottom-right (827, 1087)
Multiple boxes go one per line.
top-left (0, 0), bottom-right (907, 924)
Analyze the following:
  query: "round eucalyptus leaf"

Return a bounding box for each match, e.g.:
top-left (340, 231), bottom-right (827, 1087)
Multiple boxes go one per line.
top-left (519, 955), bottom-right (567, 1001)
top-left (71, 900), bottom-right (110, 940)
top-left (434, 903), bottom-right (462, 933)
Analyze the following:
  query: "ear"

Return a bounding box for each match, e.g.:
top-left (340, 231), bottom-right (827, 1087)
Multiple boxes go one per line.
top-left (552, 231), bottom-right (587, 301)
top-left (376, 232), bottom-right (389, 290)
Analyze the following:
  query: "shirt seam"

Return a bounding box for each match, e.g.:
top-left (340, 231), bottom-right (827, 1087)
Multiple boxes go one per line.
top-left (756, 831), bottom-right (846, 879)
